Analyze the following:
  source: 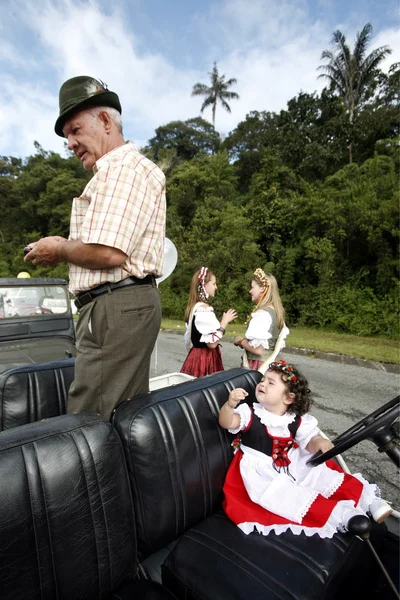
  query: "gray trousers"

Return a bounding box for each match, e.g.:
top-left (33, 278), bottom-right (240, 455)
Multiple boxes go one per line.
top-left (67, 281), bottom-right (161, 420)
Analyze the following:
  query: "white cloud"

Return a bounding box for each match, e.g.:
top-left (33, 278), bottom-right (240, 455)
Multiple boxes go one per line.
top-left (0, 0), bottom-right (398, 159)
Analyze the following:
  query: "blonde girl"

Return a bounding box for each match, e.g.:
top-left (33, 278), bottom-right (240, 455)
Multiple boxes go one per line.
top-left (234, 269), bottom-right (289, 373)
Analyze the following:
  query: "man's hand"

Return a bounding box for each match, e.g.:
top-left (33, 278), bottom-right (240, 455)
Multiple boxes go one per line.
top-left (24, 237), bottom-right (67, 266)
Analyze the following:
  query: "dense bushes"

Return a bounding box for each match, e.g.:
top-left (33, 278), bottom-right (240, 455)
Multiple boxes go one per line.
top-left (1, 65), bottom-right (398, 339)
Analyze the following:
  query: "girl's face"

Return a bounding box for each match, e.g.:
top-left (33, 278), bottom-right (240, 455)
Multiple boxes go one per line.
top-left (250, 280), bottom-right (265, 303)
top-left (255, 371), bottom-right (294, 415)
top-left (205, 275), bottom-right (217, 298)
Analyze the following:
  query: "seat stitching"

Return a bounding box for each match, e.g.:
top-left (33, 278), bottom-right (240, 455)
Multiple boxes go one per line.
top-left (190, 526), bottom-right (327, 582)
top-left (70, 427), bottom-right (104, 596)
top-left (172, 533), bottom-right (296, 599)
top-left (155, 404), bottom-right (186, 533)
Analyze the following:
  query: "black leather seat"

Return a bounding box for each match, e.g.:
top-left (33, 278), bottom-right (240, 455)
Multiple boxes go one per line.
top-left (113, 367), bottom-right (386, 600)
top-left (113, 368), bottom-right (261, 560)
top-left (162, 511), bottom-right (385, 599)
top-left (0, 358), bottom-right (74, 431)
top-left (0, 414), bottom-right (176, 600)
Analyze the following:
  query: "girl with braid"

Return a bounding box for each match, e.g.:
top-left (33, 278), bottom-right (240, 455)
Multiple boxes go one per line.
top-left (234, 269), bottom-right (289, 373)
top-left (181, 267), bottom-right (237, 377)
top-left (219, 360), bottom-right (392, 538)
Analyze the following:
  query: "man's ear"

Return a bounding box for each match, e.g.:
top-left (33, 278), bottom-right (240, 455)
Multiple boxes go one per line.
top-left (98, 110), bottom-right (112, 132)
top-left (284, 392), bottom-right (295, 406)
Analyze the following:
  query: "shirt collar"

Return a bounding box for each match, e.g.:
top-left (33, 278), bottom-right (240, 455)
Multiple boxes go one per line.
top-left (253, 403), bottom-right (296, 427)
top-left (93, 141), bottom-right (137, 173)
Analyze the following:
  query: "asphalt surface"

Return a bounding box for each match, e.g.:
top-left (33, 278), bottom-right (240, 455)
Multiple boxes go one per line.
top-left (150, 330), bottom-right (400, 508)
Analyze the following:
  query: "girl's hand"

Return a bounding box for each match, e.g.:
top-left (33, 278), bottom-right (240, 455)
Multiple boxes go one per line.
top-left (234, 336), bottom-right (244, 347)
top-left (306, 435), bottom-right (334, 454)
top-left (318, 438), bottom-right (334, 454)
top-left (228, 388), bottom-right (248, 408)
top-left (220, 309), bottom-right (237, 328)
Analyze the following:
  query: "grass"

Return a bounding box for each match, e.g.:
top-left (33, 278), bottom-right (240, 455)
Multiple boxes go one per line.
top-left (161, 319), bottom-right (400, 365)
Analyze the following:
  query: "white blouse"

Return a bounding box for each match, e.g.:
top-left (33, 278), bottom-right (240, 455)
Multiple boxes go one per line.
top-left (184, 304), bottom-right (222, 350)
top-left (229, 402), bottom-right (320, 449)
top-left (245, 310), bottom-right (274, 350)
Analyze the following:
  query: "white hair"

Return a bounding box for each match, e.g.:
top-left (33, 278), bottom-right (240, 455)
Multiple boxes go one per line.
top-left (87, 105), bottom-right (123, 134)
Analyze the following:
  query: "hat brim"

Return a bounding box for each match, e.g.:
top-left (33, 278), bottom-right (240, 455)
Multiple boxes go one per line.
top-left (54, 90), bottom-right (121, 137)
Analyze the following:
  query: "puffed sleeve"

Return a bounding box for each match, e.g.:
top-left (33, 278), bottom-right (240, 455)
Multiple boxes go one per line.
top-left (194, 308), bottom-right (223, 344)
top-left (228, 403), bottom-right (252, 434)
top-left (245, 310), bottom-right (273, 349)
top-left (295, 413), bottom-right (321, 449)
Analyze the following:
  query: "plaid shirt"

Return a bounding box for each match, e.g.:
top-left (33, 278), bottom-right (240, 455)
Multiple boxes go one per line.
top-left (68, 142), bottom-right (166, 294)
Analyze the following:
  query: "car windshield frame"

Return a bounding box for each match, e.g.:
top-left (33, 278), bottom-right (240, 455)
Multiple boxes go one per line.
top-left (0, 282), bottom-right (70, 319)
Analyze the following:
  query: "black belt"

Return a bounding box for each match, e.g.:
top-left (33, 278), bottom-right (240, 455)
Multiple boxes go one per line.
top-left (75, 275), bottom-right (154, 309)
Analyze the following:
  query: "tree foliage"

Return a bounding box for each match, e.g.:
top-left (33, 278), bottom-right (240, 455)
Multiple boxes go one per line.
top-left (318, 22), bottom-right (392, 162)
top-left (1, 32), bottom-right (398, 339)
top-left (192, 62), bottom-right (239, 127)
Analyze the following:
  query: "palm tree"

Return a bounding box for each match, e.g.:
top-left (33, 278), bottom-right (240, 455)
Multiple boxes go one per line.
top-left (318, 23), bottom-right (391, 162)
top-left (192, 62), bottom-right (239, 128)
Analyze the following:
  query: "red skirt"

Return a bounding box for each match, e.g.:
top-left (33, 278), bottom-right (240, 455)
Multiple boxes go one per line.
top-left (181, 346), bottom-right (224, 377)
top-left (223, 450), bottom-right (363, 532)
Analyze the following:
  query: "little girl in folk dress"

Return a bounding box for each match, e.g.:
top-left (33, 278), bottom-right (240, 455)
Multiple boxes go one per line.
top-left (181, 267), bottom-right (237, 377)
top-left (219, 360), bottom-right (392, 538)
top-left (234, 269), bottom-right (289, 373)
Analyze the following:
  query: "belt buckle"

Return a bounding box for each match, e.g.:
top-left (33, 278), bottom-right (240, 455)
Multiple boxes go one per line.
top-left (75, 291), bottom-right (93, 309)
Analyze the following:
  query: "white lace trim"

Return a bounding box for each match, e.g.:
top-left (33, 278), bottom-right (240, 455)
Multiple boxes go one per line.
top-left (253, 404), bottom-right (296, 428)
top-left (248, 338), bottom-right (271, 350)
top-left (238, 520), bottom-right (340, 539)
top-left (351, 473), bottom-right (381, 514)
top-left (297, 491), bottom-right (320, 522)
top-left (195, 305), bottom-right (214, 313)
top-left (236, 497), bottom-right (367, 539)
top-left (323, 471), bottom-right (345, 498)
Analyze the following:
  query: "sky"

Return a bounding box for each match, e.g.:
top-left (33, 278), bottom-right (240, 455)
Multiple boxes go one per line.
top-left (1, 0), bottom-right (399, 160)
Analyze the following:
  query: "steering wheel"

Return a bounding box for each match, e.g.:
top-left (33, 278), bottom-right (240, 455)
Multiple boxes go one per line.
top-left (307, 395), bottom-right (400, 467)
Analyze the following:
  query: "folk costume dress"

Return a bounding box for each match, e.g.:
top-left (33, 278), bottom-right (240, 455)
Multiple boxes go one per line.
top-left (181, 302), bottom-right (224, 377)
top-left (223, 401), bottom-right (380, 538)
top-left (242, 307), bottom-right (289, 371)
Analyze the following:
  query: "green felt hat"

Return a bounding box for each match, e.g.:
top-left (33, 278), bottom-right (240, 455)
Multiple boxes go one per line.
top-left (54, 76), bottom-right (121, 137)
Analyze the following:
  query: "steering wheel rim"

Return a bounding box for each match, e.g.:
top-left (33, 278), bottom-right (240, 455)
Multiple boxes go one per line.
top-left (306, 395), bottom-right (400, 467)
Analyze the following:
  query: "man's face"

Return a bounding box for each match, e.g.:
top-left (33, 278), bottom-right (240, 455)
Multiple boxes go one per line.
top-left (63, 110), bottom-right (107, 170)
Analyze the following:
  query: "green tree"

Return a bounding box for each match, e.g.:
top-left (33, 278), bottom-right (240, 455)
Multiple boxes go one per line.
top-left (167, 151), bottom-right (239, 227)
top-left (191, 62), bottom-right (239, 128)
top-left (277, 90), bottom-right (349, 180)
top-left (222, 111), bottom-right (280, 192)
top-left (318, 22), bottom-right (391, 162)
top-left (145, 117), bottom-right (220, 163)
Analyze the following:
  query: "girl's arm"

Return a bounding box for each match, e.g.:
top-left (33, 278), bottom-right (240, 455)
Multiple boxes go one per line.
top-left (218, 388), bottom-right (248, 429)
top-left (234, 337), bottom-right (264, 356)
top-left (207, 308), bottom-right (237, 349)
top-left (306, 435), bottom-right (334, 454)
top-left (234, 310), bottom-right (273, 356)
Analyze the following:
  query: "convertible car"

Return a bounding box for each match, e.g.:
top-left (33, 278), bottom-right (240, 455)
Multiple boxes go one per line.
top-left (0, 277), bottom-right (76, 374)
top-left (0, 339), bottom-right (398, 599)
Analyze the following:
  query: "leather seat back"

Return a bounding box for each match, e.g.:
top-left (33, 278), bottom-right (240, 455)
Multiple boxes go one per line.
top-left (0, 358), bottom-right (74, 431)
top-left (0, 414), bottom-right (137, 600)
top-left (113, 367), bottom-right (262, 559)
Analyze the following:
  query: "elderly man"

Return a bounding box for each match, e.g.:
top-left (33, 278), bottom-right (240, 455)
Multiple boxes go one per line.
top-left (24, 76), bottom-right (166, 420)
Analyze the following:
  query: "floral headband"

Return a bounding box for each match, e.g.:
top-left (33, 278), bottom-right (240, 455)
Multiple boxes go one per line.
top-left (268, 360), bottom-right (298, 382)
top-left (253, 268), bottom-right (269, 290)
top-left (198, 266), bottom-right (209, 302)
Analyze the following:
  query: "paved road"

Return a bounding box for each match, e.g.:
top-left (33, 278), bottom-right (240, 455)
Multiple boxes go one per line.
top-left (150, 331), bottom-right (400, 508)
